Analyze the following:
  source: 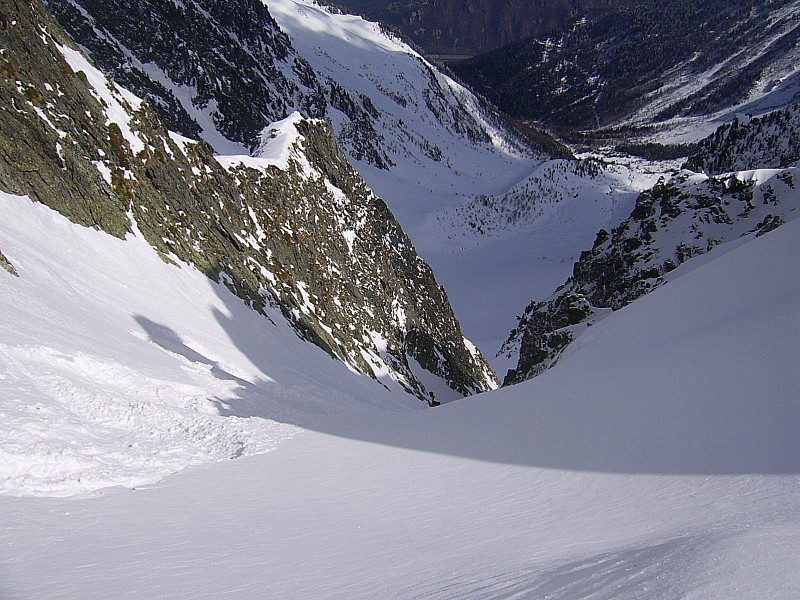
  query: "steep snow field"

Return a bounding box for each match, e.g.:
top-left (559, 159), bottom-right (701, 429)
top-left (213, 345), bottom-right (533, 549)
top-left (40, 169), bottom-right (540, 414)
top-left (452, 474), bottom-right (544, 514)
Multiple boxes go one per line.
top-left (0, 192), bottom-right (418, 497)
top-left (1, 192), bottom-right (798, 598)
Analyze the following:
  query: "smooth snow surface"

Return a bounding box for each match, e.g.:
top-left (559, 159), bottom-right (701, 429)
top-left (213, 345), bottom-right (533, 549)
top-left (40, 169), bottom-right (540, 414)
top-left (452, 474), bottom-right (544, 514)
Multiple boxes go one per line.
top-left (1, 194), bottom-right (798, 598)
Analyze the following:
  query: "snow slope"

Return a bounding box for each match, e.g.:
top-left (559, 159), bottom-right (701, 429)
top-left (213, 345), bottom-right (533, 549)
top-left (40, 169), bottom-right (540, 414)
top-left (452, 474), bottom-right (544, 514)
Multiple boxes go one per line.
top-left (1, 192), bottom-right (798, 598)
top-left (266, 0), bottom-right (535, 228)
top-left (0, 191), bottom-right (419, 497)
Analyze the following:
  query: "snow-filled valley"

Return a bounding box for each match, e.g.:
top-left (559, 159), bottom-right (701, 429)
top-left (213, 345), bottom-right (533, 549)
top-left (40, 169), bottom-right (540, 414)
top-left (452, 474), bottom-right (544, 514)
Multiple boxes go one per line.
top-left (2, 0), bottom-right (800, 597)
top-left (1, 188), bottom-right (799, 598)
top-left (266, 0), bottom-right (667, 368)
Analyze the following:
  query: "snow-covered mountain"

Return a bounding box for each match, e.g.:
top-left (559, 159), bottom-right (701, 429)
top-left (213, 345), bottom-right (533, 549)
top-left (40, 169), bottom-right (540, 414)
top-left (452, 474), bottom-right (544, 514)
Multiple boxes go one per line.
top-left (1, 0), bottom-right (500, 411)
top-left (2, 173), bottom-right (799, 598)
top-left (504, 142), bottom-right (800, 382)
top-left (2, 0), bottom-right (799, 595)
top-left (45, 0), bottom-right (540, 164)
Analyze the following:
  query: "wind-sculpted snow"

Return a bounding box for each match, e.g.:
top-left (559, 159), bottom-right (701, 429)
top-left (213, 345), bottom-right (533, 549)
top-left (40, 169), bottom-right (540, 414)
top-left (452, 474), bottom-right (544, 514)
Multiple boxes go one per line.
top-left (0, 192), bottom-right (292, 496)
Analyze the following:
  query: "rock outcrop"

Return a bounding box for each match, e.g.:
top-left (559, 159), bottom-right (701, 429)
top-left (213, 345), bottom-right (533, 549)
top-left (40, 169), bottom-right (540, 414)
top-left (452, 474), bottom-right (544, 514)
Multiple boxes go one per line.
top-left (685, 104), bottom-right (800, 175)
top-left (503, 166), bottom-right (799, 384)
top-left (0, 0), bottom-right (498, 399)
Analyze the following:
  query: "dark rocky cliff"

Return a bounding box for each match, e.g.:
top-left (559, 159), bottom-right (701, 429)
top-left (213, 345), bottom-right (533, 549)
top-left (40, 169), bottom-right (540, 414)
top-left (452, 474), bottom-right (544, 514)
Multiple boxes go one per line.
top-left (45, 0), bottom-right (392, 168)
top-left (0, 0), bottom-right (498, 399)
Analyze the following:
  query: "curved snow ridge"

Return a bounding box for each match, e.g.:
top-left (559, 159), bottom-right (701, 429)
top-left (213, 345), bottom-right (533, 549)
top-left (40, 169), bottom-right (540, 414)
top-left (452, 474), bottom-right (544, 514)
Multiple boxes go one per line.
top-left (216, 111), bottom-right (315, 172)
top-left (0, 343), bottom-right (300, 498)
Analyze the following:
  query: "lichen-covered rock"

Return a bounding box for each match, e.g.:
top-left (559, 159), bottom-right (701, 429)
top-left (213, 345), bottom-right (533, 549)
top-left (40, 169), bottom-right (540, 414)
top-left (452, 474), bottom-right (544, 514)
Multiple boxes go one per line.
top-left (0, 0), bottom-right (497, 399)
top-left (0, 249), bottom-right (18, 277)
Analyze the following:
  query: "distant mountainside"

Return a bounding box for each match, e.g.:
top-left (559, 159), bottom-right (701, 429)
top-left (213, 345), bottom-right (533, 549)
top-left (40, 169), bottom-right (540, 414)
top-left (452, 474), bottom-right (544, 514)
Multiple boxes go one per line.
top-left (685, 103), bottom-right (800, 174)
top-left (502, 104), bottom-right (800, 383)
top-left (452, 0), bottom-right (800, 135)
top-left (1, 0), bottom-right (498, 399)
top-left (45, 0), bottom-right (538, 165)
top-left (320, 0), bottom-right (633, 57)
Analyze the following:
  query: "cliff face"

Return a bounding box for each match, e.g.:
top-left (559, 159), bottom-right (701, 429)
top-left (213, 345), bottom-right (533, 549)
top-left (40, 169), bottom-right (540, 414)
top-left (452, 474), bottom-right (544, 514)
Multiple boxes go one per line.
top-left (0, 0), bottom-right (498, 400)
top-left (43, 0), bottom-right (386, 161)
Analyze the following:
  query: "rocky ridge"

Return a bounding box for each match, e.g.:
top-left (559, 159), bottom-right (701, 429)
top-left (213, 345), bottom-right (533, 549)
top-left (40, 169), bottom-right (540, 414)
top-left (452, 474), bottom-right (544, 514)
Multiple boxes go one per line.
top-left (44, 0), bottom-right (390, 162)
top-left (0, 0), bottom-right (497, 400)
top-left (503, 162), bottom-right (799, 384)
top-left (45, 0), bottom-right (533, 173)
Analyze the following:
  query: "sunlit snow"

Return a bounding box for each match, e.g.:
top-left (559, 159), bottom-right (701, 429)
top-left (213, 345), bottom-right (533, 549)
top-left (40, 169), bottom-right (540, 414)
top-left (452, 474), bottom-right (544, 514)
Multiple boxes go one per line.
top-left (2, 3), bottom-right (799, 597)
top-left (1, 192), bottom-right (798, 599)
